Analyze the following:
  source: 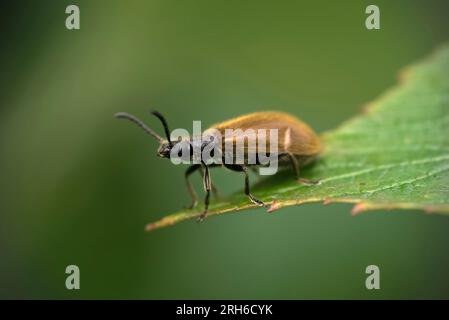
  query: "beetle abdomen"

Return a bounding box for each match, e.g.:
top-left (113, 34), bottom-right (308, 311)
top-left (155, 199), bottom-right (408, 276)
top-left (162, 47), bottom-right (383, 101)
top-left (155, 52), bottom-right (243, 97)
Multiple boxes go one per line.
top-left (211, 111), bottom-right (322, 158)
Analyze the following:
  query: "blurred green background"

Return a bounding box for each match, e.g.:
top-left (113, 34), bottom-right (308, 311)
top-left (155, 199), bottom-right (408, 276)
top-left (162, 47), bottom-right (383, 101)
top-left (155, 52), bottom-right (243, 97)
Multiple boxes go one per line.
top-left (1, 0), bottom-right (449, 299)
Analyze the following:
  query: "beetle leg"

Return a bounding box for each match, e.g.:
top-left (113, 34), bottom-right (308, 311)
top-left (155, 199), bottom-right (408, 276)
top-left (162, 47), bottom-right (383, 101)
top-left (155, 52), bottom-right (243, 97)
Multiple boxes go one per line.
top-left (197, 162), bottom-right (211, 222)
top-left (225, 164), bottom-right (265, 207)
top-left (199, 166), bottom-right (219, 198)
top-left (185, 164), bottom-right (201, 209)
top-left (243, 166), bottom-right (265, 206)
top-left (298, 177), bottom-right (321, 185)
top-left (287, 153), bottom-right (300, 179)
top-left (287, 153), bottom-right (321, 185)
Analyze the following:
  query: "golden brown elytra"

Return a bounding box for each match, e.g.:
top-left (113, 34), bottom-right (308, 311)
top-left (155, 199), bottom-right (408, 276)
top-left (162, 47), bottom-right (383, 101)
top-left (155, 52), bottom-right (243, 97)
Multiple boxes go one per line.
top-left (115, 111), bottom-right (322, 222)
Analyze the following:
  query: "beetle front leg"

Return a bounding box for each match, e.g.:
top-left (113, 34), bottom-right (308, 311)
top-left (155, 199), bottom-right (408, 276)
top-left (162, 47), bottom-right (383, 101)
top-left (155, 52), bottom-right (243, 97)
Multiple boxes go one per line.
top-left (199, 166), bottom-right (219, 198)
top-left (197, 163), bottom-right (211, 222)
top-left (185, 164), bottom-right (201, 209)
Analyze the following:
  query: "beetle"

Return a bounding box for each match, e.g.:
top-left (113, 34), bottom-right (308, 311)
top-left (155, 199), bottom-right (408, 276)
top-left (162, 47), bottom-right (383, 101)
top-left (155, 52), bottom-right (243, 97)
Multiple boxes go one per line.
top-left (115, 111), bottom-right (322, 221)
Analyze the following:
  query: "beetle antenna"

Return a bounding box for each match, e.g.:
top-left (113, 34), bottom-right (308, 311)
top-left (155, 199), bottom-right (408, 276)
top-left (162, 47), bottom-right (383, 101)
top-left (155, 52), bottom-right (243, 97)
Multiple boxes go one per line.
top-left (114, 112), bottom-right (164, 143)
top-left (150, 110), bottom-right (172, 146)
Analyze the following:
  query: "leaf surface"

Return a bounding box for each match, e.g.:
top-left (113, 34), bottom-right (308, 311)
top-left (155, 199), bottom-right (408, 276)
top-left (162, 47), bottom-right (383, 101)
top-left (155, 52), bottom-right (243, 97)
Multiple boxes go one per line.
top-left (146, 45), bottom-right (449, 231)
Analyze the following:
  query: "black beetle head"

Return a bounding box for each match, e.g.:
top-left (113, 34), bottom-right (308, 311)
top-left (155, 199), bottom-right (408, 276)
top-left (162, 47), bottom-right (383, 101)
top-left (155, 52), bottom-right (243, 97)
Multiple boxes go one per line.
top-left (157, 141), bottom-right (172, 158)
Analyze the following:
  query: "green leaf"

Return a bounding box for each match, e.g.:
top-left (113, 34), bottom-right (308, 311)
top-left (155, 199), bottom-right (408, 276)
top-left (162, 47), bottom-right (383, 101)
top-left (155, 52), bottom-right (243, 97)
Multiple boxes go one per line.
top-left (146, 45), bottom-right (449, 231)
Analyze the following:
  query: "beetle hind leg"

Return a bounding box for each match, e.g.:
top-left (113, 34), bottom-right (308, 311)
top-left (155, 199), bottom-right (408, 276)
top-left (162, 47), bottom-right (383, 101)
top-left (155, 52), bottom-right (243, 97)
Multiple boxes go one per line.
top-left (287, 153), bottom-right (321, 186)
top-left (298, 177), bottom-right (321, 186)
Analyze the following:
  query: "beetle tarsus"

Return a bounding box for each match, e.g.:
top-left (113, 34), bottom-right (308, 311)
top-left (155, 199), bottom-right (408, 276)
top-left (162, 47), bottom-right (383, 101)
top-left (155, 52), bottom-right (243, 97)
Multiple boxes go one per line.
top-left (297, 178), bottom-right (321, 186)
top-left (197, 212), bottom-right (207, 222)
top-left (249, 194), bottom-right (265, 206)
